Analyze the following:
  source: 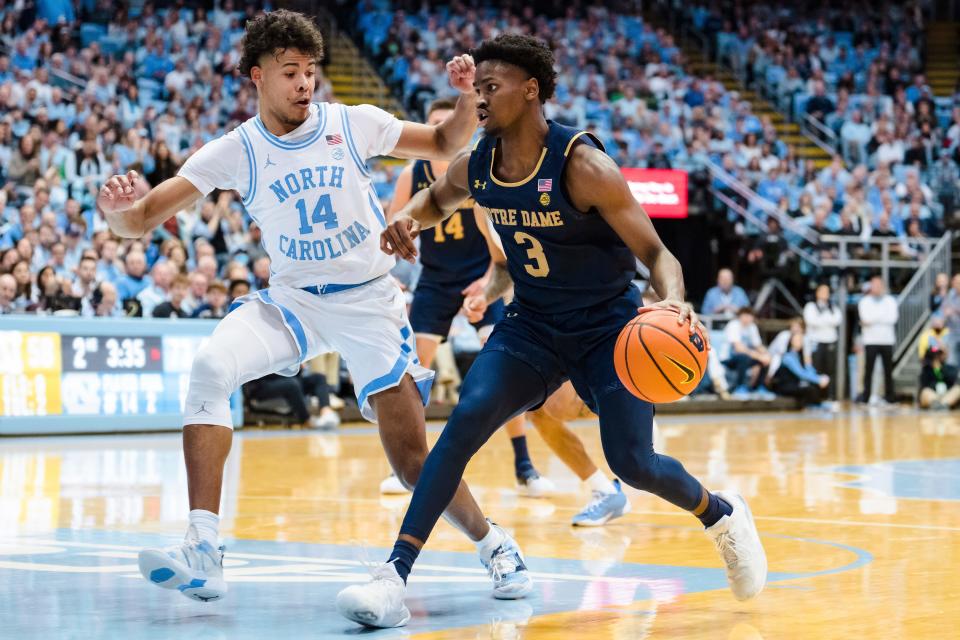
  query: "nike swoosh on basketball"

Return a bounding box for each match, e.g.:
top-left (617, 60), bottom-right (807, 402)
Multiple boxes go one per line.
top-left (663, 355), bottom-right (695, 384)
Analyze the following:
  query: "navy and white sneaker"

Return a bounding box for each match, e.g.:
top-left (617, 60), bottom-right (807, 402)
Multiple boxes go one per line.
top-left (571, 479), bottom-right (631, 527)
top-left (138, 527), bottom-right (226, 602)
top-left (481, 523), bottom-right (533, 599)
top-left (516, 467), bottom-right (555, 498)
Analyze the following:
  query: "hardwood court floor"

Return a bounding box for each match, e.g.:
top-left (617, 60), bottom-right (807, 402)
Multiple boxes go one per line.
top-left (1, 408), bottom-right (958, 639)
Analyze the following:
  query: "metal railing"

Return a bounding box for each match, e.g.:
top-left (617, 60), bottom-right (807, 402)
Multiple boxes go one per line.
top-left (819, 235), bottom-right (942, 286)
top-left (705, 158), bottom-right (821, 245)
top-left (891, 231), bottom-right (953, 364)
top-left (710, 188), bottom-right (820, 266)
top-left (800, 114), bottom-right (839, 157)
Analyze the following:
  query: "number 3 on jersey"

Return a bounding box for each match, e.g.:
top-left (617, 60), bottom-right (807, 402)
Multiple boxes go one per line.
top-left (514, 231), bottom-right (550, 277)
top-left (296, 194), bottom-right (339, 235)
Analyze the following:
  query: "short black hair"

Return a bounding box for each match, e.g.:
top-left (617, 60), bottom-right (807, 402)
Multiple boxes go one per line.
top-left (238, 10), bottom-right (324, 76)
top-left (229, 279), bottom-right (251, 295)
top-left (471, 34), bottom-right (557, 103)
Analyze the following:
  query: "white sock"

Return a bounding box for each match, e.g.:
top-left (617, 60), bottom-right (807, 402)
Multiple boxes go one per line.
top-left (587, 470), bottom-right (617, 495)
top-left (188, 509), bottom-right (220, 548)
top-left (475, 522), bottom-right (506, 557)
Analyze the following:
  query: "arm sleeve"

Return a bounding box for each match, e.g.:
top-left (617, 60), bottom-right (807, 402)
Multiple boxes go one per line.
top-left (888, 297), bottom-right (899, 323)
top-left (783, 352), bottom-right (821, 384)
top-left (177, 133), bottom-right (245, 197)
top-left (733, 287), bottom-right (750, 308)
top-left (803, 303), bottom-right (817, 330)
top-left (701, 288), bottom-right (719, 315)
top-left (343, 104), bottom-right (404, 160)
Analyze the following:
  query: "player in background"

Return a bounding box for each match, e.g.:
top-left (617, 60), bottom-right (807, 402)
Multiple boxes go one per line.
top-left (97, 11), bottom-right (531, 606)
top-left (337, 34), bottom-right (765, 628)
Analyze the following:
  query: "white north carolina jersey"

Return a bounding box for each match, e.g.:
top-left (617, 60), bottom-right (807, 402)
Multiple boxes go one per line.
top-left (179, 102), bottom-right (402, 288)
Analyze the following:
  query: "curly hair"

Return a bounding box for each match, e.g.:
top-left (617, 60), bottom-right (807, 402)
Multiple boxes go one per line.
top-left (238, 10), bottom-right (324, 76)
top-left (471, 34), bottom-right (557, 103)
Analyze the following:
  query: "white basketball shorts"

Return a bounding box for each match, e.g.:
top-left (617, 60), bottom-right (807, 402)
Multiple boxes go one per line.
top-left (193, 275), bottom-right (434, 424)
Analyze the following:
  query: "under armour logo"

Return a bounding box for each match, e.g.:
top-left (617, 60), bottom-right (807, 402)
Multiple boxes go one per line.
top-left (194, 401), bottom-right (212, 416)
top-left (264, 154), bottom-right (277, 169)
top-left (474, 179), bottom-right (487, 190)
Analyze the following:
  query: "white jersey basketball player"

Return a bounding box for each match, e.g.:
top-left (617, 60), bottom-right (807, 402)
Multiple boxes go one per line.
top-left (98, 10), bottom-right (531, 604)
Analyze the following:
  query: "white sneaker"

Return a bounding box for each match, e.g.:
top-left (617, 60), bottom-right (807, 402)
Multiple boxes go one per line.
top-left (309, 408), bottom-right (340, 430)
top-left (138, 528), bottom-right (226, 602)
top-left (480, 524), bottom-right (533, 599)
top-left (705, 491), bottom-right (767, 601)
top-left (516, 470), bottom-right (555, 498)
top-left (336, 561), bottom-right (410, 628)
top-left (380, 473), bottom-right (410, 495)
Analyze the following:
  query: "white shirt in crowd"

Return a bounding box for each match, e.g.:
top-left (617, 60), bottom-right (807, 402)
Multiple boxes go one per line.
top-left (803, 301), bottom-right (843, 345)
top-left (721, 319), bottom-right (763, 361)
top-left (858, 294), bottom-right (898, 346)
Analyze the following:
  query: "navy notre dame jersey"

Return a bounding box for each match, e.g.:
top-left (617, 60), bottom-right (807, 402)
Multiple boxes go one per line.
top-left (412, 160), bottom-right (489, 286)
top-left (467, 121), bottom-right (636, 313)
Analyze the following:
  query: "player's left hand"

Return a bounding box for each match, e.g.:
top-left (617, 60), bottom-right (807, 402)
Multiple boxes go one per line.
top-left (446, 54), bottom-right (476, 94)
top-left (461, 276), bottom-right (488, 298)
top-left (638, 299), bottom-right (704, 337)
top-left (462, 294), bottom-right (488, 323)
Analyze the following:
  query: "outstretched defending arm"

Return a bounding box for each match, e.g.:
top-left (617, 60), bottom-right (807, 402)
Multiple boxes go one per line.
top-left (98, 172), bottom-right (202, 239)
top-left (380, 149), bottom-right (472, 262)
top-left (565, 144), bottom-right (699, 333)
top-left (389, 55), bottom-right (479, 161)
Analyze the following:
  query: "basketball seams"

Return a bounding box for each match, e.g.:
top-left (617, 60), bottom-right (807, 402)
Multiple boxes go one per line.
top-left (618, 319), bottom-right (655, 403)
top-left (635, 324), bottom-right (685, 399)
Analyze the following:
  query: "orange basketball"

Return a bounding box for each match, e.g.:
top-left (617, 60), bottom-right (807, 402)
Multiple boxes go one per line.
top-left (614, 309), bottom-right (709, 403)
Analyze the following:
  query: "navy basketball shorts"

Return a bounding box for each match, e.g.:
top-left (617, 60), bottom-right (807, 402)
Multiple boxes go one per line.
top-left (482, 285), bottom-right (646, 413)
top-left (409, 279), bottom-right (506, 339)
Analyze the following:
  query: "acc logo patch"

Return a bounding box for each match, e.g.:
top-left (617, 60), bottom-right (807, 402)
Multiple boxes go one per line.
top-left (331, 148), bottom-right (345, 161)
top-left (689, 332), bottom-right (705, 353)
top-left (539, 192), bottom-right (551, 206)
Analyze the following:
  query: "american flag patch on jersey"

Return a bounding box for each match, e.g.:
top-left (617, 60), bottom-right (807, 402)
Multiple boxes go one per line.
top-left (537, 179), bottom-right (552, 191)
top-left (325, 134), bottom-right (343, 145)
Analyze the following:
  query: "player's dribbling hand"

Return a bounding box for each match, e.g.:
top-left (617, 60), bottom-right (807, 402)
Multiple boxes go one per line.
top-left (461, 276), bottom-right (488, 298)
top-left (97, 170), bottom-right (140, 214)
top-left (638, 298), bottom-right (704, 337)
top-left (462, 294), bottom-right (487, 323)
top-left (381, 215), bottom-right (422, 262)
top-left (446, 54), bottom-right (476, 94)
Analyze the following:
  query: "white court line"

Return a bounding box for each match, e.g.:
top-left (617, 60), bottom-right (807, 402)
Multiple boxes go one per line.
top-left (624, 510), bottom-right (960, 533)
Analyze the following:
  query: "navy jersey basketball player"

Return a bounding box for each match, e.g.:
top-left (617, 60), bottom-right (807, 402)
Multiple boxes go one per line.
top-left (340, 34), bottom-right (767, 628)
top-left (381, 98), bottom-right (552, 499)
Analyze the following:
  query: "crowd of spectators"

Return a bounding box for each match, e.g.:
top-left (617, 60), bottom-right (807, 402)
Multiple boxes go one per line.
top-left (683, 2), bottom-right (957, 266)
top-left (1, 0), bottom-right (957, 413)
top-left (0, 1), bottom-right (336, 322)
top-left (356, 1), bottom-right (957, 304)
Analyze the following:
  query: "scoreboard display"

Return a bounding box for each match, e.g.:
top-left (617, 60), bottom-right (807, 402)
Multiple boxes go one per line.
top-left (0, 316), bottom-right (242, 435)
